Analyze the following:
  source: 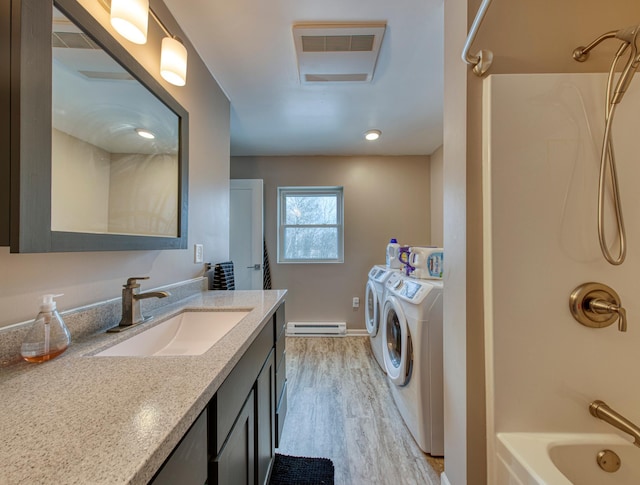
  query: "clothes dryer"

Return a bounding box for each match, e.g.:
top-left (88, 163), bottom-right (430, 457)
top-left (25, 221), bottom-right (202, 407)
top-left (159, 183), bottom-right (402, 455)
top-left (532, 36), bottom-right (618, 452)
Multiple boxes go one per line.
top-left (381, 272), bottom-right (444, 455)
top-left (365, 265), bottom-right (398, 372)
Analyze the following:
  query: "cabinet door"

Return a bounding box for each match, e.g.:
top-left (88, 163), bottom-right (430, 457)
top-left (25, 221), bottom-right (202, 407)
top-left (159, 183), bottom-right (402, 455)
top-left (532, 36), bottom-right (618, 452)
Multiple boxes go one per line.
top-left (150, 410), bottom-right (208, 485)
top-left (213, 390), bottom-right (256, 485)
top-left (274, 303), bottom-right (287, 448)
top-left (256, 349), bottom-right (275, 485)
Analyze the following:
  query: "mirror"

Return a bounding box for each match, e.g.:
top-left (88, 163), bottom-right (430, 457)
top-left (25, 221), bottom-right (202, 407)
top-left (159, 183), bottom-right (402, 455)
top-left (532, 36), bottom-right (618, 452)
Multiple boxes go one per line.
top-left (8, 0), bottom-right (188, 252)
top-left (52, 6), bottom-right (180, 237)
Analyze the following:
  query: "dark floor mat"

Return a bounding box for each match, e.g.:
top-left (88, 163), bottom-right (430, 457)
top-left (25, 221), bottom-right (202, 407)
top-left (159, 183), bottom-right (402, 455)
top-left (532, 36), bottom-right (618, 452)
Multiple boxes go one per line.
top-left (269, 453), bottom-right (335, 485)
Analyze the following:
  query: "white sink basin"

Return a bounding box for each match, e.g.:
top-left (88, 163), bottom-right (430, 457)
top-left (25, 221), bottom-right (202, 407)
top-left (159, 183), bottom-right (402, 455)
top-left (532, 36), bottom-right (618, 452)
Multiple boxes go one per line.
top-left (94, 310), bottom-right (250, 357)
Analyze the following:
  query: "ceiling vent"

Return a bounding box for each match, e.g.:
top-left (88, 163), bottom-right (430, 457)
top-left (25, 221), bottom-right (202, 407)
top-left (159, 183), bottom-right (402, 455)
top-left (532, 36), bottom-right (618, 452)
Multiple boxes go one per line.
top-left (52, 31), bottom-right (100, 50)
top-left (293, 23), bottom-right (386, 84)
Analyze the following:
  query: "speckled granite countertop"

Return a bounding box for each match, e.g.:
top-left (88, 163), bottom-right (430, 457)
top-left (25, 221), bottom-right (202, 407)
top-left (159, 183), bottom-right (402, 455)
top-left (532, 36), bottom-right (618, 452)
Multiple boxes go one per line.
top-left (0, 289), bottom-right (286, 485)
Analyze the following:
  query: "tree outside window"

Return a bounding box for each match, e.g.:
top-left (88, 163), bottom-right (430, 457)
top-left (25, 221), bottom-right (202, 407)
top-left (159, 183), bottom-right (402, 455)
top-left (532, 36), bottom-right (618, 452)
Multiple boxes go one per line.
top-left (277, 187), bottom-right (344, 263)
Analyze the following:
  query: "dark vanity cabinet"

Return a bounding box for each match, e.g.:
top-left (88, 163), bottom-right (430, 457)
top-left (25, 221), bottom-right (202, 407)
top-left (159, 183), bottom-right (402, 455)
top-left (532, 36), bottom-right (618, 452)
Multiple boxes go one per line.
top-left (150, 303), bottom-right (286, 485)
top-left (210, 303), bottom-right (286, 485)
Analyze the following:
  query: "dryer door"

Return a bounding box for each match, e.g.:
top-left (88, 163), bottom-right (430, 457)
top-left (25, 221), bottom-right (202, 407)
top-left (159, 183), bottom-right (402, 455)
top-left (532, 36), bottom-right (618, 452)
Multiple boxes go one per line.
top-left (382, 295), bottom-right (411, 386)
top-left (365, 281), bottom-right (379, 336)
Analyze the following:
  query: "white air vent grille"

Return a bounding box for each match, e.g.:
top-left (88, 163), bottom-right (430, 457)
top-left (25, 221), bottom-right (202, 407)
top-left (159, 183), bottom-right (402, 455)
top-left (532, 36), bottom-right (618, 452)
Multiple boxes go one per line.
top-left (293, 23), bottom-right (386, 83)
top-left (78, 70), bottom-right (135, 81)
top-left (305, 74), bottom-right (369, 82)
top-left (301, 35), bottom-right (375, 52)
top-left (52, 31), bottom-right (100, 50)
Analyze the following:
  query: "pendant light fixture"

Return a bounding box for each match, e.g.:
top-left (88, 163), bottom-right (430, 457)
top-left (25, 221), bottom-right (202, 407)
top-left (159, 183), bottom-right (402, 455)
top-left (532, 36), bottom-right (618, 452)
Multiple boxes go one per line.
top-left (148, 8), bottom-right (188, 86)
top-left (106, 0), bottom-right (188, 86)
top-left (110, 0), bottom-right (149, 45)
top-left (160, 36), bottom-right (188, 86)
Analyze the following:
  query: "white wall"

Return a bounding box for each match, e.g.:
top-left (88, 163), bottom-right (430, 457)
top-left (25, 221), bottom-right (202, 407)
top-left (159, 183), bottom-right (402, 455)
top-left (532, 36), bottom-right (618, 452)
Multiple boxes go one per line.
top-left (484, 73), bottom-right (640, 479)
top-left (0, 0), bottom-right (230, 328)
top-left (430, 145), bottom-right (443, 247)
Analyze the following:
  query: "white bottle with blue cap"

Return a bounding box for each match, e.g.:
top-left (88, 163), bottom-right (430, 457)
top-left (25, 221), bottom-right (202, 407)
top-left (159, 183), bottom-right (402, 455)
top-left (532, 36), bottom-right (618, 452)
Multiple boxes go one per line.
top-left (386, 238), bottom-right (402, 269)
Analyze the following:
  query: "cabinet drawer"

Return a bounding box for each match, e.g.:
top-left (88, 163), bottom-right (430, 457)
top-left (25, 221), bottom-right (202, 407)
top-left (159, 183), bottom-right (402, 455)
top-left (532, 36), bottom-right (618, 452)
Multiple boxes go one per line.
top-left (275, 381), bottom-right (287, 449)
top-left (275, 350), bottom-right (286, 401)
top-left (274, 304), bottom-right (286, 342)
top-left (215, 320), bottom-right (274, 454)
top-left (275, 327), bottom-right (285, 368)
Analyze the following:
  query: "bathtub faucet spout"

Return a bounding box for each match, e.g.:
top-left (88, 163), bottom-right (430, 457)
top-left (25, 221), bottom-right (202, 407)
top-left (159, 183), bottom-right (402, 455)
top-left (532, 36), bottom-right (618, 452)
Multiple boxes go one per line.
top-left (590, 400), bottom-right (640, 447)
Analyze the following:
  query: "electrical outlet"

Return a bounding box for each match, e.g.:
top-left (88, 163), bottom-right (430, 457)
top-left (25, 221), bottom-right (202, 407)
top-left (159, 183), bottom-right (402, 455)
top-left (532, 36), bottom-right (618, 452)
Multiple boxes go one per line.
top-left (194, 244), bottom-right (204, 264)
top-left (352, 297), bottom-right (360, 308)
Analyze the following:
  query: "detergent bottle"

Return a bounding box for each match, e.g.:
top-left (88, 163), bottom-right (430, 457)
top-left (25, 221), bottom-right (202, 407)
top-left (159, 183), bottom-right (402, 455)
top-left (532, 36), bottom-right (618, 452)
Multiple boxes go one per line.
top-left (386, 238), bottom-right (402, 269)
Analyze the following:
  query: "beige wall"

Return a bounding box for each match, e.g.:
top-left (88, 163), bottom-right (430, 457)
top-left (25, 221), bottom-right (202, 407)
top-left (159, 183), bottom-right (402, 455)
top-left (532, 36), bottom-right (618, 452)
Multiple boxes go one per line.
top-left (430, 145), bottom-right (443, 247)
top-left (444, 1), bottom-right (640, 484)
top-left (0, 0), bottom-right (230, 328)
top-left (108, 153), bottom-right (178, 236)
top-left (51, 129), bottom-right (111, 234)
top-left (231, 155), bottom-right (432, 328)
top-left (443, 1), bottom-right (472, 483)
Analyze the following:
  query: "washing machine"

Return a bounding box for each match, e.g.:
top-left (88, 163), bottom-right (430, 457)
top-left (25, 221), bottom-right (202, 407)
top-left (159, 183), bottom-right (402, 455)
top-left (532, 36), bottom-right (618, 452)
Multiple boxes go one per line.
top-left (365, 265), bottom-right (399, 372)
top-left (382, 272), bottom-right (444, 455)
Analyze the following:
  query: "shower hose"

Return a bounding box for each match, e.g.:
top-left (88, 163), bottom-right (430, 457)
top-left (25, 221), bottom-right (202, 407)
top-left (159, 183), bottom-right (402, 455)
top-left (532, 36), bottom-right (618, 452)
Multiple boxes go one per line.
top-left (598, 43), bottom-right (628, 265)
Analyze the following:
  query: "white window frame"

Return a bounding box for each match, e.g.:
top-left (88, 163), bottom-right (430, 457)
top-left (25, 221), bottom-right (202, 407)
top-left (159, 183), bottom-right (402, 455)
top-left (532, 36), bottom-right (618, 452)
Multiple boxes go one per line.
top-left (277, 186), bottom-right (344, 264)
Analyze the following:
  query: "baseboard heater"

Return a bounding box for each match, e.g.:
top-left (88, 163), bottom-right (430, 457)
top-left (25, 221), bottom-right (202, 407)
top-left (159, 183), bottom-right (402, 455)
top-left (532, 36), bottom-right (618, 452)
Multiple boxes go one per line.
top-left (286, 322), bottom-right (347, 336)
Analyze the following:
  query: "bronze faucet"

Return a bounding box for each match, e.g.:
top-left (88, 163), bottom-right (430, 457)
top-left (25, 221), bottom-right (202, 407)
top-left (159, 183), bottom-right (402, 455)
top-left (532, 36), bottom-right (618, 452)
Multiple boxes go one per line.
top-left (590, 400), bottom-right (640, 447)
top-left (108, 277), bottom-right (170, 333)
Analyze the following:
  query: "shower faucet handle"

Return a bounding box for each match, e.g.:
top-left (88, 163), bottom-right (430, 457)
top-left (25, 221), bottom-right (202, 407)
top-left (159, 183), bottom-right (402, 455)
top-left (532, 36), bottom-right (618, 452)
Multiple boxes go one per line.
top-left (569, 282), bottom-right (627, 332)
top-left (589, 299), bottom-right (627, 332)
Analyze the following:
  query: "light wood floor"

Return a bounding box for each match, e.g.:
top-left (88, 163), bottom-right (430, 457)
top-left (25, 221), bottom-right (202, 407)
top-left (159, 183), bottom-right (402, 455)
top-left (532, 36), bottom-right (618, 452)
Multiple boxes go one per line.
top-left (277, 337), bottom-right (444, 485)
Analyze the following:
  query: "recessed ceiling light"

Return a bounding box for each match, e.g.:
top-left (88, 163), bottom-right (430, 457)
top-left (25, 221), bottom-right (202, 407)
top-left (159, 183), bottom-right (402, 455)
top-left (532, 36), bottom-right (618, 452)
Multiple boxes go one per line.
top-left (135, 128), bottom-right (155, 139)
top-left (364, 129), bottom-right (381, 141)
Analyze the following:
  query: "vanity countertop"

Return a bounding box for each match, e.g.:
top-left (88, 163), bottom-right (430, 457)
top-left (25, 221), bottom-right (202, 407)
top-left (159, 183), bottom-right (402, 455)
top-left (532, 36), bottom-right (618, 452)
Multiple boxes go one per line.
top-left (0, 289), bottom-right (287, 485)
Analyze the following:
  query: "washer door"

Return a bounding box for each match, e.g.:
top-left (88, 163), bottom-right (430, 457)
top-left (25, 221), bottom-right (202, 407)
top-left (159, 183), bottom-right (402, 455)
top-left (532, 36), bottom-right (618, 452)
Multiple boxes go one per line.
top-left (382, 296), bottom-right (412, 386)
top-left (365, 281), bottom-right (379, 337)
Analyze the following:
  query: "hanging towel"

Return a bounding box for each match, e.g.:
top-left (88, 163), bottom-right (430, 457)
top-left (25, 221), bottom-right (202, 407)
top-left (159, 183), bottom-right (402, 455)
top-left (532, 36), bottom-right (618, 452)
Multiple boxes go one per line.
top-left (208, 261), bottom-right (235, 290)
top-left (263, 239), bottom-right (272, 290)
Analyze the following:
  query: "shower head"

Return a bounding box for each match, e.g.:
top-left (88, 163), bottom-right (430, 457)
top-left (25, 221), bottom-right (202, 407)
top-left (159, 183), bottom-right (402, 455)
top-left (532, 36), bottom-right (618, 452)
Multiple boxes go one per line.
top-left (573, 25), bottom-right (639, 62)
top-left (612, 25), bottom-right (640, 104)
top-left (573, 24), bottom-right (640, 104)
top-left (615, 25), bottom-right (640, 44)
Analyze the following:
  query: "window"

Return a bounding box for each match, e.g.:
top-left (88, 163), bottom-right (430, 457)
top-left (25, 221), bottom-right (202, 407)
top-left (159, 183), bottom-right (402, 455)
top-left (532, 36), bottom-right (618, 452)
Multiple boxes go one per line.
top-left (277, 186), bottom-right (344, 263)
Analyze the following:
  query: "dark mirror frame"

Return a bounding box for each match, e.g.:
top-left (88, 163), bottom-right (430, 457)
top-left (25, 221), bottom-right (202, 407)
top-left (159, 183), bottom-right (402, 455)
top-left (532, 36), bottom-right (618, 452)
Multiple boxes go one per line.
top-left (6, 0), bottom-right (189, 253)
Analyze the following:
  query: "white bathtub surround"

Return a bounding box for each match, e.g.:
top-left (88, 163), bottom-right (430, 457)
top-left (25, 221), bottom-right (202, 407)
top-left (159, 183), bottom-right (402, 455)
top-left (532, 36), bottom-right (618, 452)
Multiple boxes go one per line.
top-left (483, 74), bottom-right (640, 483)
top-left (0, 289), bottom-right (286, 484)
top-left (497, 433), bottom-right (638, 485)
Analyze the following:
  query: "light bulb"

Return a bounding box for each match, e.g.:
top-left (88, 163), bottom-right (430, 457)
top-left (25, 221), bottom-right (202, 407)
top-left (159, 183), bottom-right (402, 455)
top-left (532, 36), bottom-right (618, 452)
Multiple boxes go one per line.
top-left (365, 129), bottom-right (381, 141)
top-left (110, 0), bottom-right (149, 45)
top-left (135, 128), bottom-right (155, 139)
top-left (160, 37), bottom-right (187, 86)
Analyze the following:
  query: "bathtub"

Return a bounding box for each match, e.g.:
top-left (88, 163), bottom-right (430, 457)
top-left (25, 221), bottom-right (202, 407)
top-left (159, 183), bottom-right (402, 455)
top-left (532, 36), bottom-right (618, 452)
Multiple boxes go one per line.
top-left (496, 432), bottom-right (639, 484)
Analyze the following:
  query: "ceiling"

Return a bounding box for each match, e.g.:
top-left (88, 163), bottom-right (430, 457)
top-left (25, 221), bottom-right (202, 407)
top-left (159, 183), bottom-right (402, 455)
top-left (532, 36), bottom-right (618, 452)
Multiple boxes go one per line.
top-left (163, 0), bottom-right (444, 157)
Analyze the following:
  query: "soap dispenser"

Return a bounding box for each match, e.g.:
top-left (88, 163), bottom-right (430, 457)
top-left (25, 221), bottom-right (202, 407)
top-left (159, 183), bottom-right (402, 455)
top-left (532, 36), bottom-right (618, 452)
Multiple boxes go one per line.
top-left (20, 294), bottom-right (71, 363)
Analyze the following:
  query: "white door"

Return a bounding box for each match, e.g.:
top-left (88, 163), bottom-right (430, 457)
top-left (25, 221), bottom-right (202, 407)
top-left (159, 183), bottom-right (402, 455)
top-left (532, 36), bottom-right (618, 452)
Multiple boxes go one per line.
top-left (230, 179), bottom-right (264, 290)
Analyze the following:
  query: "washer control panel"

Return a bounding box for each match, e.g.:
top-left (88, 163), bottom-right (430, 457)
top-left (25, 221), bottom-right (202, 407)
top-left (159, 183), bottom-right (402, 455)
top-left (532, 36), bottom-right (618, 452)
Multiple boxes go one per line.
top-left (386, 273), bottom-right (440, 304)
top-left (402, 280), bottom-right (424, 300)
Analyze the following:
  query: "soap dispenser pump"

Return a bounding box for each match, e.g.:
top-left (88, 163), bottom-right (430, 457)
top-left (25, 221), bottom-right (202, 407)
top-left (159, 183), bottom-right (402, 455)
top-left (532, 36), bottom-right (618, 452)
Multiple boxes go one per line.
top-left (20, 294), bottom-right (71, 363)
